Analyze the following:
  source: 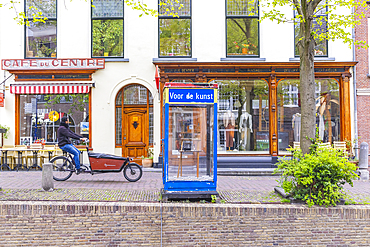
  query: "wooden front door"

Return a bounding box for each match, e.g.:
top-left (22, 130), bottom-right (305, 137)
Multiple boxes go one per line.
top-left (122, 108), bottom-right (148, 164)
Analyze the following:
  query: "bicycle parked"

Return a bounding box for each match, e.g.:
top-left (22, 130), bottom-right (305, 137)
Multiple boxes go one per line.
top-left (50, 141), bottom-right (142, 182)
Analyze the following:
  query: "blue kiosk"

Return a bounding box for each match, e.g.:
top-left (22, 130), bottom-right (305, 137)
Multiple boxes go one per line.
top-left (161, 82), bottom-right (218, 200)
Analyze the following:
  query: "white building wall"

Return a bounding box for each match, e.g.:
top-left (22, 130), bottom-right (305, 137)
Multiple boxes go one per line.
top-left (0, 0), bottom-right (355, 157)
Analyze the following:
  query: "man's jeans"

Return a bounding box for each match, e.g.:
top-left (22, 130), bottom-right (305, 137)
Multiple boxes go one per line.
top-left (60, 144), bottom-right (81, 169)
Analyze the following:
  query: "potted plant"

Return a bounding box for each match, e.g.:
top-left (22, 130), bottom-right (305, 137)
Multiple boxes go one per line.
top-left (0, 124), bottom-right (9, 139)
top-left (141, 147), bottom-right (153, 168)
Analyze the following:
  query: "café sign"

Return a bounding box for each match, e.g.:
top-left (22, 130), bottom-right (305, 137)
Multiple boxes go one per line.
top-left (1, 58), bottom-right (105, 70)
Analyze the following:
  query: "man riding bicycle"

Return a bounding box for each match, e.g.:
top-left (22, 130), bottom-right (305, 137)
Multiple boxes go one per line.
top-left (57, 116), bottom-right (87, 174)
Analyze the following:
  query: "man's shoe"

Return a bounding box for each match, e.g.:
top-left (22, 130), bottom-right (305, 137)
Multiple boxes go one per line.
top-left (76, 168), bottom-right (83, 175)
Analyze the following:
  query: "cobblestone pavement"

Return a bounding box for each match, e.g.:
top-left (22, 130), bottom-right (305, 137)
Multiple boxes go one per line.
top-left (0, 170), bottom-right (369, 204)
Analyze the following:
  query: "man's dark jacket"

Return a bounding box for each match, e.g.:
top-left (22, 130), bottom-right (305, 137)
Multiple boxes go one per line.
top-left (57, 126), bottom-right (83, 147)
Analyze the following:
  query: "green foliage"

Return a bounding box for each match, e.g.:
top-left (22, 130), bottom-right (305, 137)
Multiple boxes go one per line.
top-left (260, 0), bottom-right (368, 49)
top-left (275, 132), bottom-right (359, 207)
top-left (159, 19), bottom-right (191, 56)
top-left (92, 19), bottom-right (123, 57)
top-left (0, 124), bottom-right (10, 139)
top-left (141, 147), bottom-right (154, 159)
top-left (211, 195), bottom-right (217, 203)
top-left (43, 94), bottom-right (88, 115)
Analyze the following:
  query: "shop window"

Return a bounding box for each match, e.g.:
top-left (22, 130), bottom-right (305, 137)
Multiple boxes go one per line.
top-left (294, 2), bottom-right (328, 57)
top-left (159, 0), bottom-right (191, 57)
top-left (25, 0), bottom-right (57, 58)
top-left (19, 94), bottom-right (90, 144)
top-left (277, 78), bottom-right (340, 154)
top-left (226, 0), bottom-right (259, 57)
top-left (92, 0), bottom-right (124, 58)
top-left (216, 79), bottom-right (269, 154)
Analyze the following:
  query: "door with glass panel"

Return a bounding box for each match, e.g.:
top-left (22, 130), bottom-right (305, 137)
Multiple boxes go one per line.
top-left (115, 85), bottom-right (153, 164)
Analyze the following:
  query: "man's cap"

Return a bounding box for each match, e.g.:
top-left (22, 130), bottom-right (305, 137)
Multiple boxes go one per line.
top-left (61, 116), bottom-right (68, 123)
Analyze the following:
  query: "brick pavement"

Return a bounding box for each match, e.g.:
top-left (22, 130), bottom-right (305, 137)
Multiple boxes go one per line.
top-left (0, 170), bottom-right (369, 203)
top-left (0, 170), bottom-right (279, 191)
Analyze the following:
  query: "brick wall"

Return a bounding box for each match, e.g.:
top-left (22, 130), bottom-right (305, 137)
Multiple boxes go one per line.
top-left (355, 6), bottom-right (370, 154)
top-left (1, 201), bottom-right (370, 246)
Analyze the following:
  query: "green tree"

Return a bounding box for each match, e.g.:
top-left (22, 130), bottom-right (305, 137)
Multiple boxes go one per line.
top-left (1, 0), bottom-right (181, 24)
top-left (261, 0), bottom-right (367, 154)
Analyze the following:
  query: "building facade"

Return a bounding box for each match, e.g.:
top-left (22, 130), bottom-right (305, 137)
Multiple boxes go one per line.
top-left (355, 3), bottom-right (370, 157)
top-left (0, 0), bottom-right (356, 167)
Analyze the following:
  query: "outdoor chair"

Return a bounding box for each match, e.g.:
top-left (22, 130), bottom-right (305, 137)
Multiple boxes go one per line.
top-left (1, 145), bottom-right (16, 170)
top-left (39, 145), bottom-right (56, 166)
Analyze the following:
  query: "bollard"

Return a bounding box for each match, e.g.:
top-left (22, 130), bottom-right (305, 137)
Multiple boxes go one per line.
top-left (42, 163), bottom-right (54, 191)
top-left (358, 142), bottom-right (369, 180)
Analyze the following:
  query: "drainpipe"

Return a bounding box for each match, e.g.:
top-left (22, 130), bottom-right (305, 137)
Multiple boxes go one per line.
top-left (352, 6), bottom-right (359, 158)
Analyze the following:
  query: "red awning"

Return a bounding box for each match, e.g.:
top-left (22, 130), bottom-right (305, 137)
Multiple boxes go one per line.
top-left (10, 83), bottom-right (93, 94)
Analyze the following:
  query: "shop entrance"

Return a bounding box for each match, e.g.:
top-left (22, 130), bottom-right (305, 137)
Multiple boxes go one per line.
top-left (122, 108), bottom-right (147, 160)
top-left (115, 84), bottom-right (153, 164)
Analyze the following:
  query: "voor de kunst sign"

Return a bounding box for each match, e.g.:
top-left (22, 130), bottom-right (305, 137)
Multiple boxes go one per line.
top-left (168, 89), bottom-right (215, 104)
top-left (1, 58), bottom-right (105, 70)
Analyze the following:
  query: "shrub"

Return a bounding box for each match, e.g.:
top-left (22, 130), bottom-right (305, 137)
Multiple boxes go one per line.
top-left (275, 143), bottom-right (358, 207)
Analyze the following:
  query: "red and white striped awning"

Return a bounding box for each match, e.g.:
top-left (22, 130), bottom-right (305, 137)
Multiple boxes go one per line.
top-left (10, 83), bottom-right (93, 94)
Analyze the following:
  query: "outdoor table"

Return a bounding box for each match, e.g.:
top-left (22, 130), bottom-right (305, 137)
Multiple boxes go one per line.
top-left (0, 146), bottom-right (89, 171)
top-left (0, 149), bottom-right (11, 170)
top-left (0, 148), bottom-right (42, 170)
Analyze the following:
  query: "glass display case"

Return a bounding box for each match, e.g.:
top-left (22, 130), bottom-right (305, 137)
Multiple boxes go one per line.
top-left (162, 83), bottom-right (218, 196)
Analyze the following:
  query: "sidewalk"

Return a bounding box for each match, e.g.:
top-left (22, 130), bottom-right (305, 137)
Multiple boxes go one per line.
top-left (0, 169), bottom-right (369, 204)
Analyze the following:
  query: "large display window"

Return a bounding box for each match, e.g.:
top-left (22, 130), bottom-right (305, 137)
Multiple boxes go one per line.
top-left (216, 79), bottom-right (269, 154)
top-left (167, 105), bottom-right (214, 181)
top-left (277, 78), bottom-right (340, 154)
top-left (19, 94), bottom-right (90, 144)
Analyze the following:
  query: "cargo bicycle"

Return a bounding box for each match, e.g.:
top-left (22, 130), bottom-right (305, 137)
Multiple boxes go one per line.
top-left (50, 141), bottom-right (142, 182)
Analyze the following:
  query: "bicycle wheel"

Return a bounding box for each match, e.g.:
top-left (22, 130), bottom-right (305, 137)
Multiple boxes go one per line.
top-left (51, 156), bottom-right (73, 181)
top-left (123, 163), bottom-right (143, 182)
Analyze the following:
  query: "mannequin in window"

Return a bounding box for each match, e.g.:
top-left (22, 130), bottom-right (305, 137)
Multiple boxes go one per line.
top-left (239, 112), bottom-right (253, 150)
top-left (223, 110), bottom-right (235, 151)
top-left (316, 95), bottom-right (326, 141)
top-left (292, 113), bottom-right (301, 142)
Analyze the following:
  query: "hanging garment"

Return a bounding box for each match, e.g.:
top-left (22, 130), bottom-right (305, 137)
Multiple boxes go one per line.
top-left (292, 113), bottom-right (301, 142)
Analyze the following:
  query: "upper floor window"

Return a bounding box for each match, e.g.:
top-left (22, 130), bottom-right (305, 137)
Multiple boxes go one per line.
top-left (92, 0), bottom-right (124, 58)
top-left (25, 0), bottom-right (57, 58)
top-left (294, 2), bottom-right (328, 57)
top-left (226, 0), bottom-right (259, 57)
top-left (159, 0), bottom-right (191, 57)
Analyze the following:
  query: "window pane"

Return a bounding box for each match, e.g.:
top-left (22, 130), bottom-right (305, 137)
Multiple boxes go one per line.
top-left (227, 18), bottom-right (259, 56)
top-left (159, 19), bottom-right (191, 57)
top-left (294, 18), bottom-right (328, 56)
top-left (227, 0), bottom-right (258, 16)
top-left (92, 19), bottom-right (123, 57)
top-left (124, 85), bottom-right (147, 105)
top-left (26, 21), bottom-right (57, 58)
top-left (116, 90), bottom-right (122, 106)
top-left (26, 0), bottom-right (56, 18)
top-left (217, 79), bottom-right (269, 154)
top-left (159, 0), bottom-right (190, 17)
top-left (92, 0), bottom-right (124, 18)
top-left (19, 94), bottom-right (89, 144)
top-left (116, 107), bottom-right (122, 145)
top-left (277, 78), bottom-right (340, 154)
top-left (149, 107), bottom-right (153, 145)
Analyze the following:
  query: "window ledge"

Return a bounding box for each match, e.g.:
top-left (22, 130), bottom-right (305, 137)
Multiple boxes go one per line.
top-left (153, 58), bottom-right (197, 62)
top-left (289, 57), bottom-right (335, 61)
top-left (220, 58), bottom-right (266, 62)
top-left (104, 58), bottom-right (129, 62)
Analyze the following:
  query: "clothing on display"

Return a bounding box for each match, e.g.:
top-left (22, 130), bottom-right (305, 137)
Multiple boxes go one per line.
top-left (292, 113), bottom-right (301, 142)
top-left (239, 112), bottom-right (253, 150)
top-left (223, 110), bottom-right (235, 151)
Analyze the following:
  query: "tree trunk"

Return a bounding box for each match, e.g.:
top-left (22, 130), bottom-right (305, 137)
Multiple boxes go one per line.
top-left (299, 37), bottom-right (316, 154)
